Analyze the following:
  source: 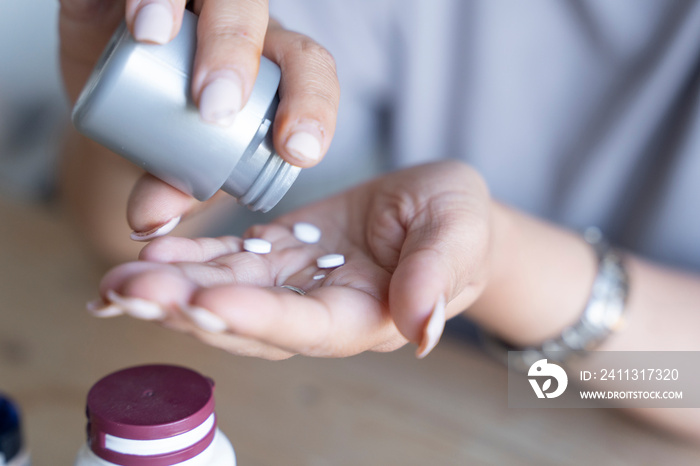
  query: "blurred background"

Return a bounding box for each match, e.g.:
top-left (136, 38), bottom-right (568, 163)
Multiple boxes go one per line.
top-left (2, 2), bottom-right (700, 465)
top-left (0, 0), bottom-right (66, 203)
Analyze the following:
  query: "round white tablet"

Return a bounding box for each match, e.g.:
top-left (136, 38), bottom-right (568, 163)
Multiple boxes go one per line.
top-left (293, 222), bottom-right (321, 244)
top-left (316, 253), bottom-right (345, 269)
top-left (243, 238), bottom-right (272, 254)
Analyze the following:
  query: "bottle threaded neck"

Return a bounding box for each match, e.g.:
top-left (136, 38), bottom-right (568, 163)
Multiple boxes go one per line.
top-left (222, 116), bottom-right (301, 213)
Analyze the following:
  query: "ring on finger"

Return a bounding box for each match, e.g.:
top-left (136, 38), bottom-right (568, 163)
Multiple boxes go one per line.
top-left (280, 285), bottom-right (306, 296)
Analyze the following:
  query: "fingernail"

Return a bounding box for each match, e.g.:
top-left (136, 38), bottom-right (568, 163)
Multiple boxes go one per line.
top-left (87, 299), bottom-right (124, 318)
top-left (285, 131), bottom-right (322, 164)
top-left (130, 216), bottom-right (181, 242)
top-left (133, 2), bottom-right (174, 45)
top-left (199, 75), bottom-right (243, 126)
top-left (182, 305), bottom-right (228, 333)
top-left (416, 295), bottom-right (446, 359)
top-left (106, 290), bottom-right (166, 321)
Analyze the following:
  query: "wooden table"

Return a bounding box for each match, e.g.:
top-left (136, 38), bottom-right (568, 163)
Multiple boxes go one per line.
top-left (1, 199), bottom-right (699, 465)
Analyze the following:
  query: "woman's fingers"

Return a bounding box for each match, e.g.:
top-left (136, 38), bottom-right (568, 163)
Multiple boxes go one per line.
top-left (126, 173), bottom-right (234, 240)
top-left (106, 223), bottom-right (318, 295)
top-left (139, 236), bottom-right (243, 263)
top-left (96, 262), bottom-right (400, 357)
top-left (126, 173), bottom-right (193, 239)
top-left (265, 20), bottom-right (340, 167)
top-left (191, 5), bottom-right (340, 166)
top-left (191, 0), bottom-right (269, 126)
top-left (190, 285), bottom-right (400, 357)
top-left (95, 262), bottom-right (296, 359)
top-left (98, 257), bottom-right (271, 306)
top-left (125, 0), bottom-right (187, 44)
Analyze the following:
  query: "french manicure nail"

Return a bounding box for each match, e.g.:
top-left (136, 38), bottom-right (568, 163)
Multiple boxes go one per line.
top-left (285, 131), bottom-right (322, 163)
top-left (130, 216), bottom-right (181, 242)
top-left (86, 299), bottom-right (124, 318)
top-left (182, 305), bottom-right (228, 333)
top-left (199, 76), bottom-right (243, 126)
top-left (133, 2), bottom-right (173, 45)
top-left (416, 295), bottom-right (446, 359)
top-left (106, 290), bottom-right (166, 321)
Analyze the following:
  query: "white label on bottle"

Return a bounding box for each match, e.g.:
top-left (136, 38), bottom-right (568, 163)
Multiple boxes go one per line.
top-left (104, 413), bottom-right (215, 456)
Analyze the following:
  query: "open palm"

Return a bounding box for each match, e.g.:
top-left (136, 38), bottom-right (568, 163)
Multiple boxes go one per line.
top-left (96, 161), bottom-right (493, 359)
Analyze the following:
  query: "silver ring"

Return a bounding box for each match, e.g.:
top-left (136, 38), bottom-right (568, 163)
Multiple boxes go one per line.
top-left (280, 285), bottom-right (306, 296)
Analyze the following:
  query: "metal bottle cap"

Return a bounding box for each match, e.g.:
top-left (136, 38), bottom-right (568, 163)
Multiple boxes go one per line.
top-left (72, 10), bottom-right (300, 212)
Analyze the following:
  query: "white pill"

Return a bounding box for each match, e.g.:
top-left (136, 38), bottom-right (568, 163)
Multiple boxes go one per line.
top-left (243, 238), bottom-right (272, 254)
top-left (316, 253), bottom-right (345, 269)
top-left (293, 222), bottom-right (321, 244)
top-left (313, 274), bottom-right (326, 280)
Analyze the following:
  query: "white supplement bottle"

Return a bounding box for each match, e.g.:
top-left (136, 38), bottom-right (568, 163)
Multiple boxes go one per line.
top-left (75, 365), bottom-right (236, 466)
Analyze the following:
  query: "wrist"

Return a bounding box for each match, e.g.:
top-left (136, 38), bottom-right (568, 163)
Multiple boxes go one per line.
top-left (468, 202), bottom-right (598, 346)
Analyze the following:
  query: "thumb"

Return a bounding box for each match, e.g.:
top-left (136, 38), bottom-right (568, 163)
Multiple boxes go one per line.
top-left (127, 173), bottom-right (226, 241)
top-left (388, 191), bottom-right (491, 359)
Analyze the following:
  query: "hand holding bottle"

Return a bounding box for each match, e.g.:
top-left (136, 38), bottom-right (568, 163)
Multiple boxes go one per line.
top-left (60, 0), bottom-right (340, 244)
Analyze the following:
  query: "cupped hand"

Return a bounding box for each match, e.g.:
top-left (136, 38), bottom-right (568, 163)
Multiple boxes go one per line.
top-left (91, 161), bottom-right (494, 359)
top-left (59, 0), bottom-right (339, 238)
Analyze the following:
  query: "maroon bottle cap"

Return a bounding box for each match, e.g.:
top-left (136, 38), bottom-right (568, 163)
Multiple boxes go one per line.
top-left (86, 365), bottom-right (216, 465)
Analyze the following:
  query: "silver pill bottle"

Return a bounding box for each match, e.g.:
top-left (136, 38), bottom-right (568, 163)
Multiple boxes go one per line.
top-left (72, 9), bottom-right (300, 212)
